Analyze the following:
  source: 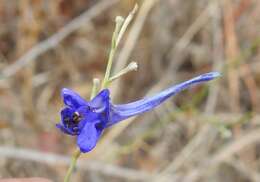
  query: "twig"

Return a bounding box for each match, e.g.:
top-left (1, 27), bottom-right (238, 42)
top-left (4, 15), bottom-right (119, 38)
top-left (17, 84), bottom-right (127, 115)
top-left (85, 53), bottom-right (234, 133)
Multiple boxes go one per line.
top-left (0, 146), bottom-right (150, 181)
top-left (205, 0), bottom-right (224, 114)
top-left (166, 2), bottom-right (214, 72)
top-left (153, 125), bottom-right (218, 182)
top-left (223, 0), bottom-right (241, 112)
top-left (213, 128), bottom-right (260, 163)
top-left (1, 0), bottom-right (119, 78)
top-left (183, 128), bottom-right (260, 182)
top-left (233, 0), bottom-right (258, 111)
top-left (226, 158), bottom-right (260, 182)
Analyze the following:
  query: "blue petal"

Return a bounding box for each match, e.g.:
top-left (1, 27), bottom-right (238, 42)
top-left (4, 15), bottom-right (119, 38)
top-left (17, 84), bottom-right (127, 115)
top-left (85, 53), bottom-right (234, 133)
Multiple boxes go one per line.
top-left (77, 120), bottom-right (103, 153)
top-left (56, 123), bottom-right (78, 135)
top-left (89, 89), bottom-right (110, 113)
top-left (107, 72), bottom-right (220, 126)
top-left (61, 107), bottom-right (74, 121)
top-left (89, 89), bottom-right (110, 125)
top-left (61, 88), bottom-right (88, 108)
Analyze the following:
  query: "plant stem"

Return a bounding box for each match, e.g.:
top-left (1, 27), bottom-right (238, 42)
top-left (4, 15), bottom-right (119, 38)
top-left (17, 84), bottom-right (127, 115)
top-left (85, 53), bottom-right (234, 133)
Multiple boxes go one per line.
top-left (116, 4), bottom-right (138, 46)
top-left (64, 149), bottom-right (81, 182)
top-left (90, 78), bottom-right (100, 99)
top-left (101, 19), bottom-right (122, 89)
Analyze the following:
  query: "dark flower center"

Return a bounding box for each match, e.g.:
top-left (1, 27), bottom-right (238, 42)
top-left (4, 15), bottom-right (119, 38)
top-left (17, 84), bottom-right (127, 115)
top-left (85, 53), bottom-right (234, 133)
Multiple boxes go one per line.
top-left (63, 111), bottom-right (82, 129)
top-left (72, 112), bottom-right (81, 124)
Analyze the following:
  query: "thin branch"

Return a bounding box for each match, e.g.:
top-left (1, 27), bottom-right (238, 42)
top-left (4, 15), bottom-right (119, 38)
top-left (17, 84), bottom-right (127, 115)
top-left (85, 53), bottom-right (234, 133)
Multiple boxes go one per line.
top-left (226, 158), bottom-right (260, 182)
top-left (0, 146), bottom-right (150, 181)
top-left (1, 0), bottom-right (119, 78)
top-left (182, 128), bottom-right (260, 182)
top-left (204, 0), bottom-right (224, 114)
top-left (212, 128), bottom-right (260, 163)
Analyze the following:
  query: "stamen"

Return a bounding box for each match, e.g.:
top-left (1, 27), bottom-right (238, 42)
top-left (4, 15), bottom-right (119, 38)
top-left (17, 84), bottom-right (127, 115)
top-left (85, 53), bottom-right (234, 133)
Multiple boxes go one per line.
top-left (72, 112), bottom-right (81, 124)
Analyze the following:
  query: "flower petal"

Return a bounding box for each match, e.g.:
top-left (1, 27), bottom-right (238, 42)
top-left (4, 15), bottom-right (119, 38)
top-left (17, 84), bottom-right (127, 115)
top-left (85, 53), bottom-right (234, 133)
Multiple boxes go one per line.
top-left (77, 120), bottom-right (103, 153)
top-left (56, 123), bottom-right (77, 135)
top-left (61, 107), bottom-right (74, 121)
top-left (89, 89), bottom-right (110, 113)
top-left (108, 72), bottom-right (220, 126)
top-left (61, 88), bottom-right (88, 108)
top-left (89, 89), bottom-right (110, 126)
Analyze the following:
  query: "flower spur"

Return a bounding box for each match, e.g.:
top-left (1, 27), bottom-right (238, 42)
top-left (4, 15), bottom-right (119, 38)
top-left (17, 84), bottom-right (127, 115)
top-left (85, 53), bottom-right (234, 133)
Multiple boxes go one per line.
top-left (56, 72), bottom-right (220, 153)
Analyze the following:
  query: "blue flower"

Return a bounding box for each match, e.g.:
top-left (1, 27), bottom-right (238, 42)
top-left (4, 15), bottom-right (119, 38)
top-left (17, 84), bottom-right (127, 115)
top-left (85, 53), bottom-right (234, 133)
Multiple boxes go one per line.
top-left (56, 72), bottom-right (220, 152)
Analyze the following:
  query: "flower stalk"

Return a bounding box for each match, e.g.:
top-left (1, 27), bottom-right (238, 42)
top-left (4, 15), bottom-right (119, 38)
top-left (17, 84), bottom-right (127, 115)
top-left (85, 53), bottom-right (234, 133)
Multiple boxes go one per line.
top-left (63, 149), bottom-right (81, 182)
top-left (101, 17), bottom-right (123, 89)
top-left (91, 78), bottom-right (101, 99)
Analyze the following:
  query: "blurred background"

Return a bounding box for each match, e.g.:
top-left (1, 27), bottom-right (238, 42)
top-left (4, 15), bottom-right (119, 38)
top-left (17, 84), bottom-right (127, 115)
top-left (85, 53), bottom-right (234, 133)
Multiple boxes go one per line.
top-left (0, 0), bottom-right (260, 181)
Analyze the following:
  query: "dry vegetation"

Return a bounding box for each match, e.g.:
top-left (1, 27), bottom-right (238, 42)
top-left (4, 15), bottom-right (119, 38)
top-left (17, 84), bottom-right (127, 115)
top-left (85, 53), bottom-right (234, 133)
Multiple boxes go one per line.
top-left (0, 0), bottom-right (260, 181)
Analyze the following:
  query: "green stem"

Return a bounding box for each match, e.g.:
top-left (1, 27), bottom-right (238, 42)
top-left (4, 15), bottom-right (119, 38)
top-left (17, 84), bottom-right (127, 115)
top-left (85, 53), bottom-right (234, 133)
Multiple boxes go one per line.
top-left (64, 149), bottom-right (81, 182)
top-left (90, 78), bottom-right (100, 99)
top-left (116, 4), bottom-right (138, 46)
top-left (101, 31), bottom-right (118, 89)
top-left (101, 17), bottom-right (123, 89)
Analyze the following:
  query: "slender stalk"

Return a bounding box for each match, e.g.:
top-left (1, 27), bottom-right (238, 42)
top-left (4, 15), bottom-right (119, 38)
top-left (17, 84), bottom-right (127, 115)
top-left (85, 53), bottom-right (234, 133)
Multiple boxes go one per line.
top-left (116, 4), bottom-right (138, 46)
top-left (63, 149), bottom-right (81, 182)
top-left (101, 18), bottom-right (122, 89)
top-left (90, 78), bottom-right (101, 99)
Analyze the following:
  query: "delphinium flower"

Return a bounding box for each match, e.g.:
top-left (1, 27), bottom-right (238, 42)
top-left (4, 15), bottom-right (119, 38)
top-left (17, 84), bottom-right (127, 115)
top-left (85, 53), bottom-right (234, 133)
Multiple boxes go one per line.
top-left (59, 6), bottom-right (221, 182)
top-left (56, 71), bottom-right (220, 153)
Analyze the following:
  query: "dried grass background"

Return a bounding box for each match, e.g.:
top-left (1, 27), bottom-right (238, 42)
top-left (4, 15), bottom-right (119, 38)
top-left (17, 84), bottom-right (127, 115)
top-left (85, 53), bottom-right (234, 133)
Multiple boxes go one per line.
top-left (0, 0), bottom-right (260, 181)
